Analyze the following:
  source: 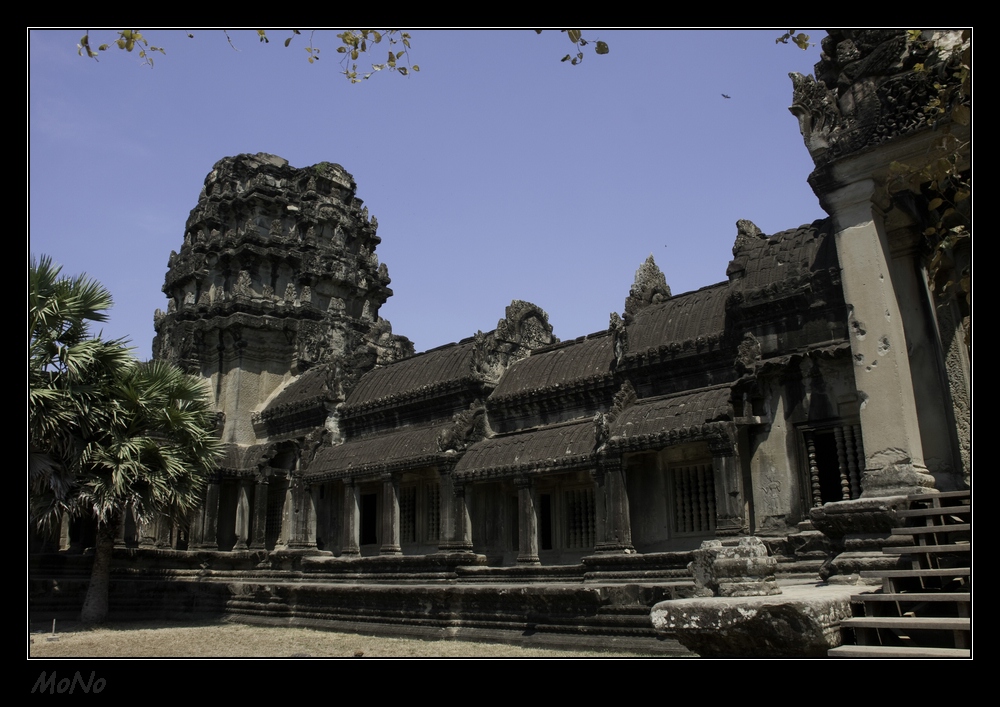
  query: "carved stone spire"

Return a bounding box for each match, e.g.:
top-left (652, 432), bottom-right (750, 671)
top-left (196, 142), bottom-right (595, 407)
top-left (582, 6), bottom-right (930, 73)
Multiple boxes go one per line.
top-left (623, 255), bottom-right (671, 323)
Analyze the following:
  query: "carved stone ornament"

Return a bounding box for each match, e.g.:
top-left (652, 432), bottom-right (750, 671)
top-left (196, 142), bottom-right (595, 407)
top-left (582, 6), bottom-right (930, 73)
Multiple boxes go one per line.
top-left (733, 219), bottom-right (765, 256)
top-left (299, 428), bottom-right (329, 471)
top-left (470, 330), bottom-right (504, 383)
top-left (595, 380), bottom-right (636, 451)
top-left (609, 311), bottom-right (628, 365)
top-left (437, 403), bottom-right (486, 453)
top-left (735, 332), bottom-right (762, 376)
top-left (789, 30), bottom-right (968, 167)
top-left (624, 255), bottom-right (671, 323)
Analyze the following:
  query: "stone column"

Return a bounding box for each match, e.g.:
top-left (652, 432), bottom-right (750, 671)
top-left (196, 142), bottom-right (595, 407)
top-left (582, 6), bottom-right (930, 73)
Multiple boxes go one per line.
top-left (593, 457), bottom-right (634, 554)
top-left (437, 469), bottom-right (455, 551)
top-left (889, 236), bottom-right (968, 490)
top-left (341, 478), bottom-right (360, 556)
top-left (710, 435), bottom-right (744, 536)
top-left (249, 472), bottom-right (269, 550)
top-left (438, 469), bottom-right (474, 552)
top-left (155, 514), bottom-right (174, 548)
top-left (115, 507), bottom-right (133, 547)
top-left (192, 479), bottom-right (221, 549)
top-left (234, 478), bottom-right (252, 550)
top-left (285, 476), bottom-right (317, 549)
top-left (380, 473), bottom-right (401, 555)
top-left (453, 481), bottom-right (474, 552)
top-left (809, 180), bottom-right (935, 582)
top-left (138, 514), bottom-right (158, 548)
top-left (59, 512), bottom-right (72, 552)
top-left (824, 179), bottom-right (933, 497)
top-left (515, 476), bottom-right (540, 565)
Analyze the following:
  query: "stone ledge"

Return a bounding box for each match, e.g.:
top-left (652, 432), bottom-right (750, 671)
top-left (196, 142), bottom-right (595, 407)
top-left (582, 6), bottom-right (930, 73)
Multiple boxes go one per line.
top-left (650, 581), bottom-right (860, 657)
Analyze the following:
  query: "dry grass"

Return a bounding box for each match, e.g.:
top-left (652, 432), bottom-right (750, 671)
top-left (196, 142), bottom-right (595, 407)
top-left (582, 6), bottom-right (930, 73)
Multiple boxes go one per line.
top-left (28, 620), bottom-right (654, 658)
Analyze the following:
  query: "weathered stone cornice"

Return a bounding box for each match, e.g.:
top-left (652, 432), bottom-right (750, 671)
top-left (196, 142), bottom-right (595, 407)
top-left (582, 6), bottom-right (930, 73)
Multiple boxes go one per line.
top-left (608, 420), bottom-right (734, 454)
top-left (452, 452), bottom-right (594, 483)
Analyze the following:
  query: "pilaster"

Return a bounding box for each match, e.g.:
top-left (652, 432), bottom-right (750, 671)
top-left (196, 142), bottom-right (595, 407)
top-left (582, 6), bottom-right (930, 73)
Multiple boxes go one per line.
top-left (823, 179), bottom-right (934, 497)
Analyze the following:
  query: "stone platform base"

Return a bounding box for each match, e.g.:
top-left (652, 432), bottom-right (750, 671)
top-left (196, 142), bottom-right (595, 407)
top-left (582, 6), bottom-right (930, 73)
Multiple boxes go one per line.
top-left (30, 551), bottom-right (698, 656)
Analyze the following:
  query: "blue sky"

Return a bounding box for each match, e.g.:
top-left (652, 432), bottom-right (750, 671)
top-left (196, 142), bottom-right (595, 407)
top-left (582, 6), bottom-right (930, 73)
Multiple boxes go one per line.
top-left (30, 29), bottom-right (827, 358)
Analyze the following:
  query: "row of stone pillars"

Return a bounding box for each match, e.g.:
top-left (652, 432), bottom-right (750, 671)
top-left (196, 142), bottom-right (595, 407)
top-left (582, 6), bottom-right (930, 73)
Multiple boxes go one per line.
top-left (337, 470), bottom-right (474, 556)
top-left (180, 442), bottom-right (744, 559)
top-left (188, 472), bottom-right (303, 551)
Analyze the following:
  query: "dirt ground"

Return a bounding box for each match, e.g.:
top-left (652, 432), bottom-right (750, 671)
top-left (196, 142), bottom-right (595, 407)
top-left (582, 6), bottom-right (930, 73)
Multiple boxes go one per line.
top-left (28, 619), bottom-right (657, 658)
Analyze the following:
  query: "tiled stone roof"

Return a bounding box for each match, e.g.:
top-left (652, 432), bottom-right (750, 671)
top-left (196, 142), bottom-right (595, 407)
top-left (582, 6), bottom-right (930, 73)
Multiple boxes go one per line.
top-left (342, 340), bottom-right (480, 415)
top-left (490, 334), bottom-right (614, 403)
top-left (727, 219), bottom-right (838, 294)
top-left (454, 419), bottom-right (596, 480)
top-left (626, 283), bottom-right (729, 356)
top-left (309, 424), bottom-right (448, 479)
top-left (218, 443), bottom-right (267, 475)
top-left (608, 387), bottom-right (734, 452)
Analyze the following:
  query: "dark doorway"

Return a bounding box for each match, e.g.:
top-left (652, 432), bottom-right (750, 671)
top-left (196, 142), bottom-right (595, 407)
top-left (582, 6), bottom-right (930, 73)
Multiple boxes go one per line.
top-left (360, 493), bottom-right (378, 546)
top-left (540, 493), bottom-right (553, 551)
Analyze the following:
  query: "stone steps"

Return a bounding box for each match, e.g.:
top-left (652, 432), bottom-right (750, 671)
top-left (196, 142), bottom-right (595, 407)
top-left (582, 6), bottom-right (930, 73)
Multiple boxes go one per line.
top-left (829, 644), bottom-right (971, 658)
top-left (830, 489), bottom-right (970, 657)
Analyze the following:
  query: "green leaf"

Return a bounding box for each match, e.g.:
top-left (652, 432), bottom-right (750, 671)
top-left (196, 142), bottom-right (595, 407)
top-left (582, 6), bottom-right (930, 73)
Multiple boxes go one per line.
top-left (595, 41), bottom-right (609, 55)
top-left (567, 30), bottom-right (582, 44)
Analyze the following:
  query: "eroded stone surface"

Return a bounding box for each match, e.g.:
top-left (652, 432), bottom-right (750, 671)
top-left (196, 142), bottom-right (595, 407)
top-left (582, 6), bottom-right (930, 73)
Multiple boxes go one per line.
top-left (651, 582), bottom-right (857, 657)
top-left (688, 537), bottom-right (780, 597)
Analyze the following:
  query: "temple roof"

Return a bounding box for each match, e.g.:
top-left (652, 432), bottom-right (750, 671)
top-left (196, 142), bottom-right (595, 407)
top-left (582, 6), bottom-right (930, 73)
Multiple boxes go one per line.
top-left (261, 366), bottom-right (329, 416)
top-left (218, 443), bottom-right (266, 475)
top-left (727, 219), bottom-right (837, 292)
top-left (309, 423), bottom-right (448, 479)
top-left (342, 340), bottom-right (480, 414)
top-left (454, 419), bottom-right (596, 480)
top-left (625, 283), bottom-right (729, 355)
top-left (608, 386), bottom-right (734, 452)
top-left (490, 333), bottom-right (614, 403)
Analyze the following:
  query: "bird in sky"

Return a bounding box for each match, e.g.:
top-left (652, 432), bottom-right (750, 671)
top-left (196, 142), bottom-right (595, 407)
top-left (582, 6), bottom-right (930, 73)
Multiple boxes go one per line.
top-left (722, 94), bottom-right (731, 99)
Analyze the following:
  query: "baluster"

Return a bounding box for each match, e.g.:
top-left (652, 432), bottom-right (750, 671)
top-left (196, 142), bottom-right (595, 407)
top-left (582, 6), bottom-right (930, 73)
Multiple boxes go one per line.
top-left (844, 426), bottom-right (861, 500)
top-left (704, 463), bottom-right (717, 531)
top-left (805, 431), bottom-right (822, 507)
top-left (852, 424), bottom-right (865, 498)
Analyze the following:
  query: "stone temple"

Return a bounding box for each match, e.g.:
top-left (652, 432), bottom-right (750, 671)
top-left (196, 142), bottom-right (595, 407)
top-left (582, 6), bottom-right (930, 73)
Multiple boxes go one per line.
top-left (33, 30), bottom-right (970, 656)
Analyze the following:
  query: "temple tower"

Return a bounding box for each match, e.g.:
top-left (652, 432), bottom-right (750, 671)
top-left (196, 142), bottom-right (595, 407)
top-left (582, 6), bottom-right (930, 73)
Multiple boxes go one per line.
top-left (153, 153), bottom-right (412, 446)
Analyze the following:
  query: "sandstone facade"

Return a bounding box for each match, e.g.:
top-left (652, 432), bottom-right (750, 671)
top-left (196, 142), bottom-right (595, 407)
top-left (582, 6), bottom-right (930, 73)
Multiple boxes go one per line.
top-left (38, 32), bottom-right (969, 646)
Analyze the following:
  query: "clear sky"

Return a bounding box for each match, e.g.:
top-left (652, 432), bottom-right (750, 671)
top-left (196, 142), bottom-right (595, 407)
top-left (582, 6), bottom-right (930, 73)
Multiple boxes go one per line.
top-left (29, 29), bottom-right (828, 359)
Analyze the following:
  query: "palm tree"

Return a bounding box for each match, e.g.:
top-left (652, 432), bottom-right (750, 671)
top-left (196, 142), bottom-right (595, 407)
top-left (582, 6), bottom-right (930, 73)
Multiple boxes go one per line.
top-left (29, 255), bottom-right (133, 524)
top-left (29, 256), bottom-right (223, 623)
top-left (77, 359), bottom-right (223, 623)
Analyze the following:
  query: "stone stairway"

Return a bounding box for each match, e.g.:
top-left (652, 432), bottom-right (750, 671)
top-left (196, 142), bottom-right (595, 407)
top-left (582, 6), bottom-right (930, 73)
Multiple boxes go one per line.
top-left (829, 490), bottom-right (971, 658)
